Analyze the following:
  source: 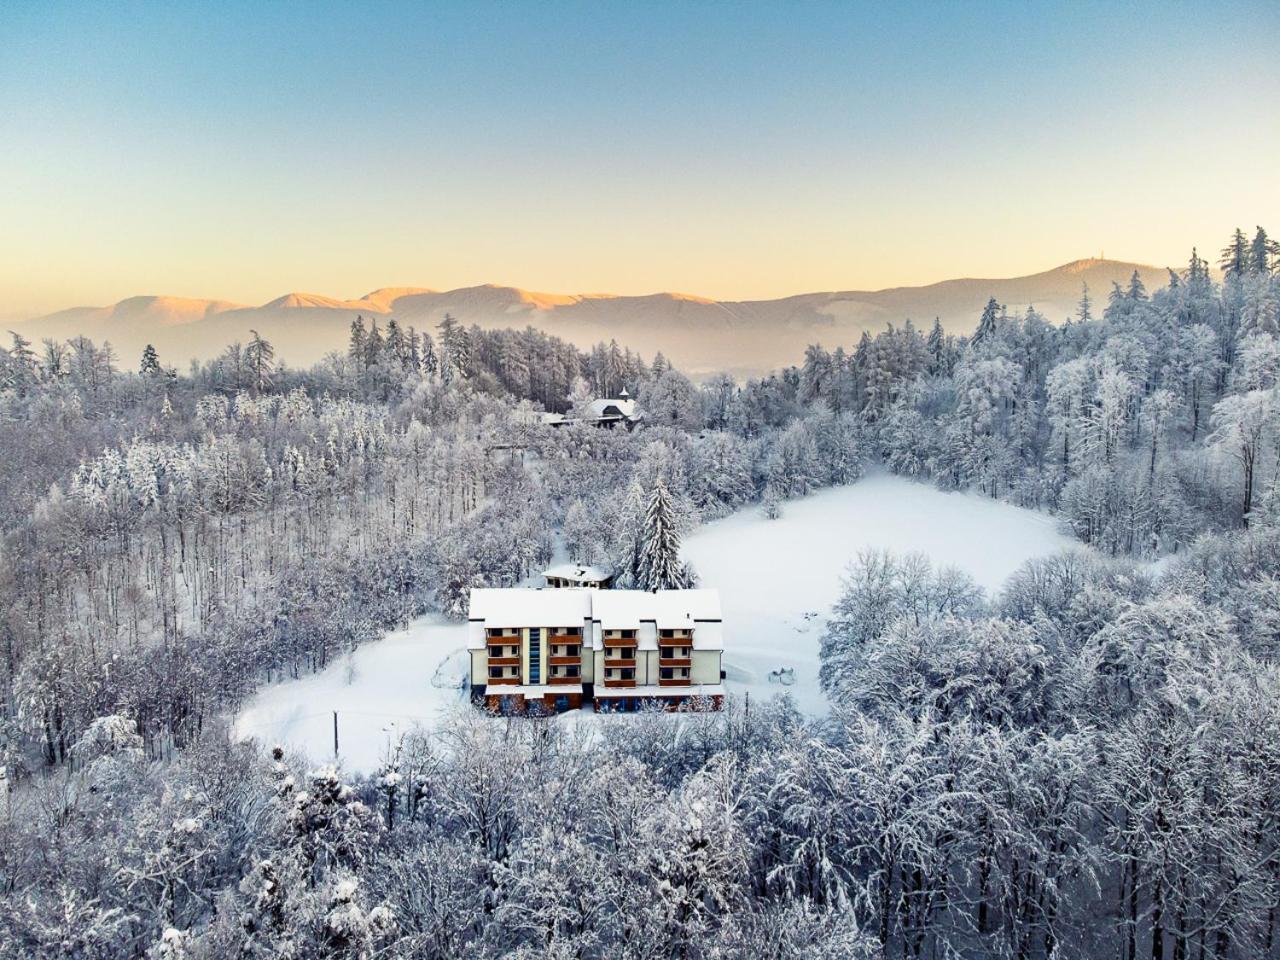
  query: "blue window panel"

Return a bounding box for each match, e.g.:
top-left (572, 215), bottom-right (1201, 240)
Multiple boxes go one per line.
top-left (528, 628), bottom-right (541, 684)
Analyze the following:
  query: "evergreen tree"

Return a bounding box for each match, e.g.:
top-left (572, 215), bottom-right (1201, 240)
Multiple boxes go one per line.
top-left (365, 319), bottom-right (385, 370)
top-left (1185, 247), bottom-right (1212, 296)
top-left (406, 326), bottom-right (421, 372)
top-left (420, 331), bottom-right (438, 377)
top-left (636, 477), bottom-right (687, 590)
top-left (1126, 270), bottom-right (1147, 302)
top-left (348, 317), bottom-right (367, 364)
top-left (1220, 227), bottom-right (1249, 279)
top-left (1249, 226), bottom-right (1278, 276)
top-left (972, 298), bottom-right (1000, 344)
top-left (1077, 282), bottom-right (1093, 323)
top-left (926, 318), bottom-right (945, 375)
top-left (385, 318), bottom-right (406, 370)
top-left (244, 330), bottom-right (275, 396)
top-left (613, 480), bottom-right (647, 586)
top-left (140, 343), bottom-right (162, 376)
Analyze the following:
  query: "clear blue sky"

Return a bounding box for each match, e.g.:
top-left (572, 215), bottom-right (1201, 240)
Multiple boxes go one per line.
top-left (1, 0), bottom-right (1277, 317)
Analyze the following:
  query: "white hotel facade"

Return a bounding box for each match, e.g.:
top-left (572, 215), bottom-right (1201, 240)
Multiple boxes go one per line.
top-left (467, 587), bottom-right (726, 714)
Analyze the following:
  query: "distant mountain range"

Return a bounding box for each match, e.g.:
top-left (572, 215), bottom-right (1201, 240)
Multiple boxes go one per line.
top-left (12, 258), bottom-right (1172, 376)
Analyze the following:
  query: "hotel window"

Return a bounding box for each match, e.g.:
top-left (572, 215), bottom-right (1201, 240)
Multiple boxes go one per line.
top-left (567, 665), bottom-right (580, 678)
top-left (622, 668), bottom-right (634, 680)
top-left (488, 666), bottom-right (505, 679)
top-left (566, 644), bottom-right (579, 657)
top-left (660, 667), bottom-right (673, 680)
top-left (528, 628), bottom-right (541, 684)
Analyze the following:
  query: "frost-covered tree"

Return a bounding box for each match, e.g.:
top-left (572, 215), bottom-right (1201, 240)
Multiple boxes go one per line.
top-left (636, 476), bottom-right (688, 590)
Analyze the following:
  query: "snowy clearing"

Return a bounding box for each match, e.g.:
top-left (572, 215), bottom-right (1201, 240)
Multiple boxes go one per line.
top-left (682, 470), bottom-right (1082, 717)
top-left (234, 472), bottom-right (1081, 772)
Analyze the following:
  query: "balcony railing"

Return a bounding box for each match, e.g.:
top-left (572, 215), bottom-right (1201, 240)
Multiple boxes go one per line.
top-left (603, 678), bottom-right (637, 688)
top-left (487, 675), bottom-right (521, 686)
top-left (548, 655), bottom-right (580, 666)
top-left (547, 632), bottom-right (583, 643)
top-left (659, 677), bottom-right (692, 687)
top-left (602, 634), bottom-right (638, 647)
top-left (549, 674), bottom-right (581, 686)
top-left (604, 657), bottom-right (636, 669)
top-left (487, 655), bottom-right (520, 667)
top-left (658, 656), bottom-right (691, 668)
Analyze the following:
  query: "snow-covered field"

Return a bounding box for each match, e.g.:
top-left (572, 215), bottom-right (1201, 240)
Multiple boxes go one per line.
top-left (234, 472), bottom-right (1081, 772)
top-left (682, 471), bottom-right (1081, 716)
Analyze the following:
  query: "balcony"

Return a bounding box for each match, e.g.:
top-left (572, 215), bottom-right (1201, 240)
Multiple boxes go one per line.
top-left (488, 675), bottom-right (521, 686)
top-left (487, 655), bottom-right (520, 667)
top-left (602, 633), bottom-right (638, 648)
top-left (548, 674), bottom-right (581, 686)
top-left (604, 657), bottom-right (636, 669)
top-left (603, 677), bottom-right (637, 688)
top-left (548, 632), bottom-right (583, 643)
top-left (659, 676), bottom-right (692, 687)
top-left (548, 655), bottom-right (580, 666)
top-left (658, 656), bottom-right (691, 668)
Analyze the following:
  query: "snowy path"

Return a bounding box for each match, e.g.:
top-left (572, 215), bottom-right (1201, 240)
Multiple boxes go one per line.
top-left (234, 473), bottom-right (1080, 772)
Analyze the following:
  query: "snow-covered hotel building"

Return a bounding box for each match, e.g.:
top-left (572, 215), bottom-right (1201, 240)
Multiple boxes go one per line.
top-left (467, 587), bottom-right (726, 714)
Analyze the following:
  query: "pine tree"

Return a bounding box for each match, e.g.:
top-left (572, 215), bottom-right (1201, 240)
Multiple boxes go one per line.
top-left (437, 314), bottom-right (459, 384)
top-left (1078, 282), bottom-right (1093, 322)
top-left (637, 477), bottom-right (687, 590)
top-left (405, 327), bottom-right (421, 371)
top-left (348, 317), bottom-right (367, 363)
top-left (1126, 270), bottom-right (1147, 302)
top-left (245, 330), bottom-right (275, 396)
top-left (926, 318), bottom-right (945, 375)
top-left (420, 331), bottom-right (437, 377)
top-left (1220, 227), bottom-right (1249, 279)
top-left (140, 343), bottom-right (162, 376)
top-left (385, 318), bottom-right (406, 370)
top-left (365, 319), bottom-right (384, 370)
top-left (613, 480), bottom-right (647, 586)
top-left (972, 298), bottom-right (1000, 344)
top-left (1185, 247), bottom-right (1212, 295)
top-left (1249, 226), bottom-right (1278, 276)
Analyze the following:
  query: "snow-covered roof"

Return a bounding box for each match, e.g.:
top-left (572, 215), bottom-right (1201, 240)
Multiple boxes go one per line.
top-left (470, 588), bottom-right (723, 649)
top-left (583, 397), bottom-right (638, 420)
top-left (468, 588), bottom-right (593, 629)
top-left (543, 563), bottom-right (612, 584)
top-left (592, 589), bottom-right (722, 632)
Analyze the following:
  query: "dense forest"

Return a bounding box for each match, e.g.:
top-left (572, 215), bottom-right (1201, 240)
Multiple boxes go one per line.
top-left (0, 228), bottom-right (1278, 958)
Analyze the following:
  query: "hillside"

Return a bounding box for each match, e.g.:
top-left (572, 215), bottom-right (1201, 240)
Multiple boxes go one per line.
top-left (12, 258), bottom-right (1170, 375)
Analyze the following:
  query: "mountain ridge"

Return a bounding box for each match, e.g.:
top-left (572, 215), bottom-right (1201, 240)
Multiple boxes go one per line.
top-left (13, 258), bottom-right (1171, 375)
